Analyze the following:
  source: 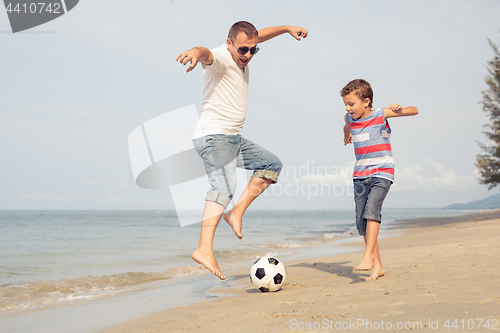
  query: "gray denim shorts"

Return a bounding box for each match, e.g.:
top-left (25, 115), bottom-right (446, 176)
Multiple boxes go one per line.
top-left (193, 134), bottom-right (282, 208)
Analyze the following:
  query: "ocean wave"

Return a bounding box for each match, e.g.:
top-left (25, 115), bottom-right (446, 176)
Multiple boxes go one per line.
top-left (213, 249), bottom-right (268, 261)
top-left (262, 242), bottom-right (320, 249)
top-left (0, 268), bottom-right (206, 312)
top-left (322, 228), bottom-right (357, 239)
top-left (258, 229), bottom-right (358, 250)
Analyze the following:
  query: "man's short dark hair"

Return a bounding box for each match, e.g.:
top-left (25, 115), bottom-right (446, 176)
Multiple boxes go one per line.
top-left (228, 21), bottom-right (258, 40)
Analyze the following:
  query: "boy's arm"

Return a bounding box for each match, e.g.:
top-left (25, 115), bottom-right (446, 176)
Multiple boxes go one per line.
top-left (343, 114), bottom-right (352, 145)
top-left (258, 25), bottom-right (308, 43)
top-left (175, 47), bottom-right (214, 73)
top-left (384, 104), bottom-right (419, 119)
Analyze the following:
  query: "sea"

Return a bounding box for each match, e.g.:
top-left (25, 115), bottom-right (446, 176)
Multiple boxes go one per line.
top-left (0, 209), bottom-right (473, 333)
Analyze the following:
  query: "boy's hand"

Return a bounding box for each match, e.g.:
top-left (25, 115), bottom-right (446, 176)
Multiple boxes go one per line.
top-left (176, 48), bottom-right (201, 73)
top-left (287, 26), bottom-right (308, 40)
top-left (385, 104), bottom-right (419, 119)
top-left (344, 134), bottom-right (352, 145)
top-left (389, 103), bottom-right (403, 113)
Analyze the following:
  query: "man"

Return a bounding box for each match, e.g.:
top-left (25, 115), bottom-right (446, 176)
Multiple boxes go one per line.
top-left (176, 21), bottom-right (308, 280)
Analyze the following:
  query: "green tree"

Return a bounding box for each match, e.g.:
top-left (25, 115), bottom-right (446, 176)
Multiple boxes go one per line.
top-left (476, 37), bottom-right (500, 189)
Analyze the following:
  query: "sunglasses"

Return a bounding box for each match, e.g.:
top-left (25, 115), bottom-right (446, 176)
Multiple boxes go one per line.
top-left (230, 40), bottom-right (260, 55)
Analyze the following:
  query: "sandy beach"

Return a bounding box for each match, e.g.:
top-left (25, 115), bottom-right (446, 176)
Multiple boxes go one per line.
top-left (95, 210), bottom-right (500, 333)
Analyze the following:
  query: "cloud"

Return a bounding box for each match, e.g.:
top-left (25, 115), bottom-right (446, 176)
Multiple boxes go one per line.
top-left (279, 162), bottom-right (354, 186)
top-left (88, 194), bottom-right (135, 203)
top-left (270, 158), bottom-right (480, 199)
top-left (263, 162), bottom-right (355, 199)
top-left (18, 193), bottom-right (82, 201)
top-left (391, 158), bottom-right (478, 192)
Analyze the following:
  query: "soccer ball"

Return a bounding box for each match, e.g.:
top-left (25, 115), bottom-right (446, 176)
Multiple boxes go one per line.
top-left (249, 257), bottom-right (287, 292)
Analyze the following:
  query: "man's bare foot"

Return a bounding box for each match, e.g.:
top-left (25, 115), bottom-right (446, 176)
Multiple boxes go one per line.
top-left (192, 249), bottom-right (226, 280)
top-left (223, 210), bottom-right (242, 239)
top-left (355, 258), bottom-right (373, 271)
top-left (365, 267), bottom-right (385, 281)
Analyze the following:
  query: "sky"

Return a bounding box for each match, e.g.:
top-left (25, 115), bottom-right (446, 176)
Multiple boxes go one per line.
top-left (1, 0), bottom-right (500, 210)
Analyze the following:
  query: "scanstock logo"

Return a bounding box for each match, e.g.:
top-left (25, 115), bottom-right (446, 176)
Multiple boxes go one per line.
top-left (3, 0), bottom-right (79, 33)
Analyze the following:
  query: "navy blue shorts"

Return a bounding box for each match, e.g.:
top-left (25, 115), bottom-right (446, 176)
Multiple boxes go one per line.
top-left (353, 177), bottom-right (392, 236)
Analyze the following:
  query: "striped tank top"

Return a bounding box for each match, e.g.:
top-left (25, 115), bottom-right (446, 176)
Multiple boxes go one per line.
top-left (346, 108), bottom-right (394, 182)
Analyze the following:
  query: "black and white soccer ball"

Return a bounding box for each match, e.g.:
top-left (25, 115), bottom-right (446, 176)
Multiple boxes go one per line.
top-left (249, 257), bottom-right (287, 292)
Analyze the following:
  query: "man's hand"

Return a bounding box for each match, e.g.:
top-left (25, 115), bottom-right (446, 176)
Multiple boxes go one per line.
top-left (258, 25), bottom-right (308, 43)
top-left (175, 48), bottom-right (202, 73)
top-left (287, 26), bottom-right (308, 41)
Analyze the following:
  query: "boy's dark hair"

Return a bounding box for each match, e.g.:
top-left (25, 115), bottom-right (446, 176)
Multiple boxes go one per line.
top-left (340, 79), bottom-right (373, 108)
top-left (228, 21), bottom-right (258, 40)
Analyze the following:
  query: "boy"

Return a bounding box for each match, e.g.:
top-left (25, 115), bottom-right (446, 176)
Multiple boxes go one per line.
top-left (341, 79), bottom-right (418, 280)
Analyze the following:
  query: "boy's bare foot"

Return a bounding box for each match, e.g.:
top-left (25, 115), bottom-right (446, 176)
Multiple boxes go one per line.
top-left (192, 249), bottom-right (226, 280)
top-left (355, 259), bottom-right (373, 271)
top-left (223, 210), bottom-right (242, 239)
top-left (365, 267), bottom-right (385, 281)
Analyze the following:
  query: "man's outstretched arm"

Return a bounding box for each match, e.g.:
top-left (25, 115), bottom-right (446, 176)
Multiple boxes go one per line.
top-left (175, 47), bottom-right (214, 73)
top-left (258, 25), bottom-right (308, 43)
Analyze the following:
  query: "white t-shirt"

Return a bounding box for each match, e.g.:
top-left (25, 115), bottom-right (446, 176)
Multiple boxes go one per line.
top-left (193, 44), bottom-right (249, 139)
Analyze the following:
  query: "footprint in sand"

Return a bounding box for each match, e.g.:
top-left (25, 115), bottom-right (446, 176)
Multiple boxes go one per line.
top-left (380, 310), bottom-right (406, 317)
top-left (279, 299), bottom-right (298, 305)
